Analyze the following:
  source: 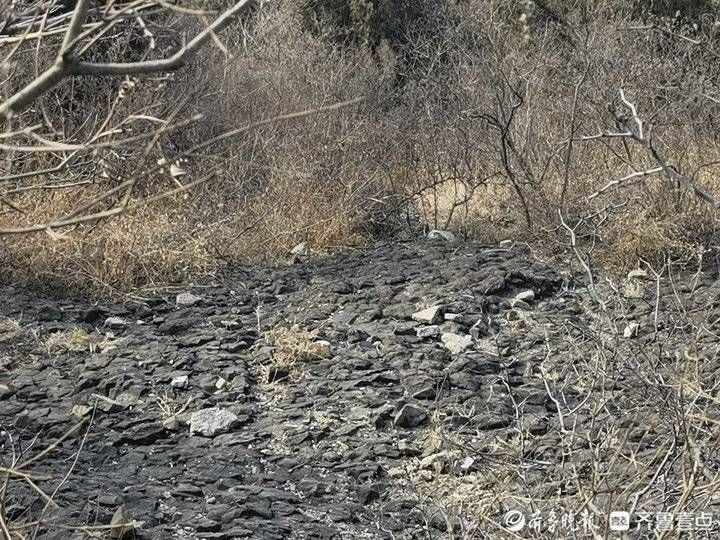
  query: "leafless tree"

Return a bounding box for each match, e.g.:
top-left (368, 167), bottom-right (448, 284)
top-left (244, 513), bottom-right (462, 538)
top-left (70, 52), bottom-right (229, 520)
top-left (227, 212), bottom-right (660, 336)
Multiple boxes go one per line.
top-left (0, 0), bottom-right (260, 235)
top-left (0, 1), bottom-right (368, 238)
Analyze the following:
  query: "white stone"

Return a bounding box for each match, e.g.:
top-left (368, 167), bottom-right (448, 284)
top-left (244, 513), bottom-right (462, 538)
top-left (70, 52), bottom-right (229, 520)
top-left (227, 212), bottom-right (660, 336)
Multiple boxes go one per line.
top-left (412, 305), bottom-right (443, 324)
top-left (427, 229), bottom-right (456, 242)
top-left (416, 325), bottom-right (440, 338)
top-left (176, 292), bottom-right (202, 306)
top-left (104, 317), bottom-right (128, 329)
top-left (171, 375), bottom-right (188, 388)
top-left (514, 290), bottom-right (535, 302)
top-left (441, 333), bottom-right (473, 354)
top-left (189, 408), bottom-right (239, 437)
top-left (627, 269), bottom-right (649, 280)
top-left (312, 340), bottom-right (332, 357)
top-left (623, 322), bottom-right (640, 338)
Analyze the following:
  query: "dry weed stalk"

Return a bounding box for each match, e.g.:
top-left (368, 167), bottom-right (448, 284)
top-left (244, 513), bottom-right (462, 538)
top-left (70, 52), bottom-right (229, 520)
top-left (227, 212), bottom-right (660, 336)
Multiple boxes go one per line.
top-left (0, 409), bottom-right (107, 539)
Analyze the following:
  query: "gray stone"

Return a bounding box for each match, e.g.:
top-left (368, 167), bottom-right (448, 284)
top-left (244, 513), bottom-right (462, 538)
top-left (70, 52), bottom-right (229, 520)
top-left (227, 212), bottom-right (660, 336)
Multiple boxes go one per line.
top-left (514, 290), bottom-right (535, 302)
top-left (38, 306), bottom-right (63, 322)
top-left (412, 385), bottom-right (436, 400)
top-left (189, 407), bottom-right (239, 437)
top-left (398, 440), bottom-right (421, 456)
top-left (104, 317), bottom-right (129, 329)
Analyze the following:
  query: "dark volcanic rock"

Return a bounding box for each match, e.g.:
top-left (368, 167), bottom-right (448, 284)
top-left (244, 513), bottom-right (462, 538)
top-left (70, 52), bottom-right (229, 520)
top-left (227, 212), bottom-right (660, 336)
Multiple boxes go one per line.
top-left (394, 403), bottom-right (428, 428)
top-left (0, 240), bottom-right (587, 539)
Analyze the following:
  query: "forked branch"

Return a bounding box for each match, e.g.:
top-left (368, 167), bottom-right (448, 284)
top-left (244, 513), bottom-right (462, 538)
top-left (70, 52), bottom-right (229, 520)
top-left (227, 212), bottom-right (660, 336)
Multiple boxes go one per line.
top-left (0, 0), bottom-right (256, 119)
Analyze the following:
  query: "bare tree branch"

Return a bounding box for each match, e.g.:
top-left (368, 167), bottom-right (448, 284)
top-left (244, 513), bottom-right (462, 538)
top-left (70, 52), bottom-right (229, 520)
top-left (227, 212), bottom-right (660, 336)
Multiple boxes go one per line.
top-left (579, 89), bottom-right (720, 208)
top-left (0, 0), bottom-right (256, 119)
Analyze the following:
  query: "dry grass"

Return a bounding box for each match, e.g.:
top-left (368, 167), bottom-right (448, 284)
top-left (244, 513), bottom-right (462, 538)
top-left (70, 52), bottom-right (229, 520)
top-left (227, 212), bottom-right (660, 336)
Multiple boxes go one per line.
top-left (0, 176), bottom-right (364, 296)
top-left (0, 188), bottom-right (214, 294)
top-left (412, 177), bottom-right (518, 241)
top-left (43, 327), bottom-right (112, 355)
top-left (265, 324), bottom-right (332, 367)
top-left (213, 175), bottom-right (367, 264)
top-left (2, 0), bottom-right (720, 297)
top-left (0, 317), bottom-right (21, 344)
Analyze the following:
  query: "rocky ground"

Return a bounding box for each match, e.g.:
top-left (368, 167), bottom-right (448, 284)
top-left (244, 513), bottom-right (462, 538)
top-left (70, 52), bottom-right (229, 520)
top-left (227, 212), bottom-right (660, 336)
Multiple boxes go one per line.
top-left (1, 240), bottom-right (719, 539)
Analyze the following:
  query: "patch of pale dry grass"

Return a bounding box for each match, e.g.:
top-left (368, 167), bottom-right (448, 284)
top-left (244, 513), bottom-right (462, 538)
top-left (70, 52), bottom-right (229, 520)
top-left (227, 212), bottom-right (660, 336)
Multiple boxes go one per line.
top-left (404, 139), bottom-right (720, 272)
top-left (0, 187), bottom-right (215, 294)
top-left (0, 317), bottom-right (22, 344)
top-left (265, 324), bottom-right (332, 367)
top-left (0, 172), bottom-right (366, 297)
top-left (43, 327), bottom-right (113, 355)
top-left (216, 174), bottom-right (366, 264)
top-left (413, 177), bottom-right (517, 241)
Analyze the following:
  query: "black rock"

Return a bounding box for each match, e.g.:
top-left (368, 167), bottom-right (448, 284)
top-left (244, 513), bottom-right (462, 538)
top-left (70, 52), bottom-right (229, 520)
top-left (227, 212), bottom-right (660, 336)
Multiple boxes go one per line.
top-left (394, 403), bottom-right (428, 428)
top-left (38, 306), bottom-right (63, 322)
top-left (78, 307), bottom-right (106, 324)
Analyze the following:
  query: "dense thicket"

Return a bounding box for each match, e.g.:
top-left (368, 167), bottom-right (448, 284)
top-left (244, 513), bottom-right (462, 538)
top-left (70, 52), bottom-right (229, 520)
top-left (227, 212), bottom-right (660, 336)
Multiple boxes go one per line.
top-left (2, 0), bottom-right (719, 295)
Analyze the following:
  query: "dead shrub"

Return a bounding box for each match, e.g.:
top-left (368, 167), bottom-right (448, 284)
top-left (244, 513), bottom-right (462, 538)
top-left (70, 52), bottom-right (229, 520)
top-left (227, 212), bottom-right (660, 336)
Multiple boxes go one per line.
top-left (2, 0), bottom-right (720, 298)
top-left (0, 317), bottom-right (21, 345)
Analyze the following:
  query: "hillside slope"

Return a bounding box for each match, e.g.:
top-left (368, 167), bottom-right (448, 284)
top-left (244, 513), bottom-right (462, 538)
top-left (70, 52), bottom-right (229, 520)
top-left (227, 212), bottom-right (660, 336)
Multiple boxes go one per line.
top-left (1, 240), bottom-right (719, 539)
